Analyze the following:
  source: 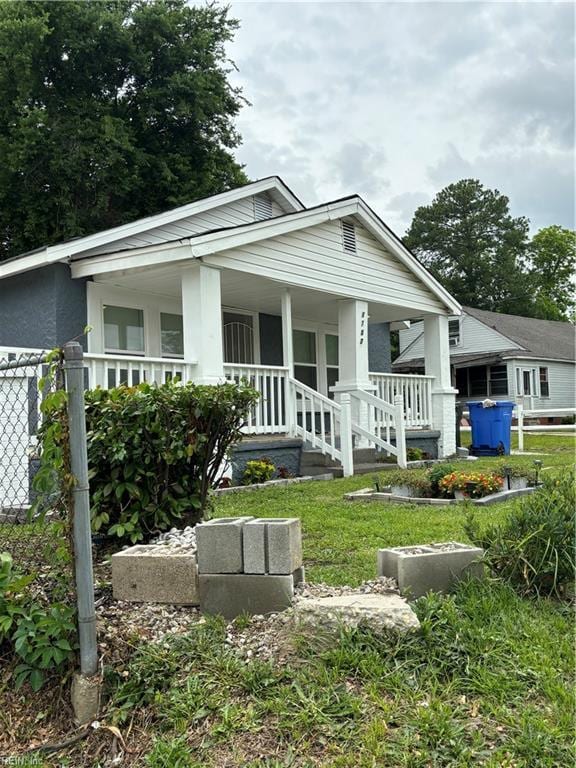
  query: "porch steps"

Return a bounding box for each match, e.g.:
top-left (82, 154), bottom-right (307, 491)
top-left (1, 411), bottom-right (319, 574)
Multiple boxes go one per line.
top-left (301, 448), bottom-right (400, 477)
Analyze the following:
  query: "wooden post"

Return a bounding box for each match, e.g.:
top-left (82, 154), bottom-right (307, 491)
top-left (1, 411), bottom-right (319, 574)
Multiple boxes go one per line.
top-left (340, 393), bottom-right (354, 477)
top-left (394, 394), bottom-right (407, 469)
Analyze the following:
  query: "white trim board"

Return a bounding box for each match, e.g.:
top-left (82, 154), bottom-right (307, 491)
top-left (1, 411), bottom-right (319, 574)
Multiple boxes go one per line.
top-left (0, 177), bottom-right (303, 280)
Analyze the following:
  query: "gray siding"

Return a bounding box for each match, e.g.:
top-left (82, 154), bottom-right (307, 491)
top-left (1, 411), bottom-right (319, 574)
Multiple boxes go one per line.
top-left (509, 359), bottom-right (576, 410)
top-left (0, 264), bottom-right (88, 350)
top-left (397, 313), bottom-right (521, 365)
top-left (368, 323), bottom-right (391, 372)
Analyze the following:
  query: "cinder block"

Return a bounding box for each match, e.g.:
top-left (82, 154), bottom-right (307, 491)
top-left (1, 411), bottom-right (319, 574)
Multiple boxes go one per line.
top-left (266, 518), bottom-right (302, 574)
top-left (243, 519), bottom-right (267, 574)
top-left (293, 565), bottom-right (306, 586)
top-left (111, 545), bottom-right (199, 604)
top-left (377, 543), bottom-right (484, 598)
top-left (195, 517), bottom-right (253, 574)
top-left (198, 573), bottom-right (295, 619)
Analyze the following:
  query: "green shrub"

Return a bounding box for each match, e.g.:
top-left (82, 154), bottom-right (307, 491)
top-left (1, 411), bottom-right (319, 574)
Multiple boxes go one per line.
top-left (0, 552), bottom-right (76, 691)
top-left (464, 472), bottom-right (576, 597)
top-left (82, 380), bottom-right (258, 543)
top-left (428, 463), bottom-right (456, 495)
top-left (407, 447), bottom-right (424, 461)
top-left (242, 457), bottom-right (275, 485)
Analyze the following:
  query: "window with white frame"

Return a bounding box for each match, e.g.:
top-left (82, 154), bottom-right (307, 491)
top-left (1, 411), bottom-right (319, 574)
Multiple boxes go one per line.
top-left (539, 367), bottom-right (550, 397)
top-left (448, 319), bottom-right (461, 347)
top-left (325, 334), bottom-right (339, 399)
top-left (160, 313), bottom-right (184, 357)
top-left (293, 329), bottom-right (317, 389)
top-left (103, 305), bottom-right (145, 354)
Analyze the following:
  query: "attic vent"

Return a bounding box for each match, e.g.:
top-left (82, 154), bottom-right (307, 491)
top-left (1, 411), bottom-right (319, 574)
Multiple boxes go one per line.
top-left (254, 194), bottom-right (273, 221)
top-left (341, 220), bottom-right (357, 253)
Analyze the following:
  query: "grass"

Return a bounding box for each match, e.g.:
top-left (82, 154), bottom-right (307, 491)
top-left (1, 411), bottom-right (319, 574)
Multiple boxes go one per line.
top-left (10, 433), bottom-right (576, 766)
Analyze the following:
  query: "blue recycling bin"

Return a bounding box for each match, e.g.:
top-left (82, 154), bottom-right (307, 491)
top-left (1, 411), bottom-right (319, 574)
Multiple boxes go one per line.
top-left (467, 400), bottom-right (515, 456)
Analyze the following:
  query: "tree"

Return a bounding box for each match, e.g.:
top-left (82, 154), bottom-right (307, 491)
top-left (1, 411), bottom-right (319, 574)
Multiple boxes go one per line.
top-left (0, 0), bottom-right (247, 260)
top-left (527, 226), bottom-right (575, 321)
top-left (404, 179), bottom-right (533, 315)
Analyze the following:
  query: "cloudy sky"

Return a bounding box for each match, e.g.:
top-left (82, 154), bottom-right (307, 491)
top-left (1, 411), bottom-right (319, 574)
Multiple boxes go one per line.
top-left (225, 1), bottom-right (575, 236)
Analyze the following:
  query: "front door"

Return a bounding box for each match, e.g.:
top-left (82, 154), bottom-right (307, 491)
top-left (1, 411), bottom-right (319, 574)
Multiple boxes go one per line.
top-left (223, 311), bottom-right (255, 364)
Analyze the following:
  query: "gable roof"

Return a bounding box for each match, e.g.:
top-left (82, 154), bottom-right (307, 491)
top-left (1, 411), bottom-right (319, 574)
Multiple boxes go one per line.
top-left (394, 306), bottom-right (576, 369)
top-left (69, 194), bottom-right (462, 315)
top-left (463, 306), bottom-right (576, 362)
top-left (0, 176), bottom-right (303, 280)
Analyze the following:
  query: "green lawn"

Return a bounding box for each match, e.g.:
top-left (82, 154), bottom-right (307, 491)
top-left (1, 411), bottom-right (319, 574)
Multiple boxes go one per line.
top-left (20, 434), bottom-right (576, 767)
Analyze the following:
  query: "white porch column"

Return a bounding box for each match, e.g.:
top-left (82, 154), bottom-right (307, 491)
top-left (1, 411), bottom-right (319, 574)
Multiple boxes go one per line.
top-left (423, 315), bottom-right (457, 457)
top-left (181, 263), bottom-right (224, 384)
top-left (334, 299), bottom-right (373, 446)
top-left (281, 289), bottom-right (294, 376)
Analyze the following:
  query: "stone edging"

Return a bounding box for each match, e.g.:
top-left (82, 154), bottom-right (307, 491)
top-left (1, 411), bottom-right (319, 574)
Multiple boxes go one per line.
top-left (213, 473), bottom-right (334, 495)
top-left (345, 486), bottom-right (540, 506)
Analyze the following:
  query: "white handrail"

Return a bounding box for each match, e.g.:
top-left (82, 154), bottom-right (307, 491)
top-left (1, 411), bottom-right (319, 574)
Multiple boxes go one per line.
top-left (84, 352), bottom-right (195, 389)
top-left (348, 389), bottom-right (407, 468)
top-left (289, 377), bottom-right (349, 474)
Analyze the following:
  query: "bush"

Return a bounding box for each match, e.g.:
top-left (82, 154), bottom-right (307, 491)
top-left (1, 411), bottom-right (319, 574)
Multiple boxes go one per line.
top-left (464, 472), bottom-right (575, 597)
top-left (84, 380), bottom-right (258, 543)
top-left (0, 553), bottom-right (76, 691)
top-left (242, 457), bottom-right (275, 485)
top-left (407, 447), bottom-right (424, 461)
top-left (440, 471), bottom-right (503, 498)
top-left (428, 464), bottom-right (456, 495)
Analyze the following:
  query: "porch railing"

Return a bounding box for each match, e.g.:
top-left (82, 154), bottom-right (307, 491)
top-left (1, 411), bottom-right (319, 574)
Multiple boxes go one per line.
top-left (84, 353), bottom-right (196, 389)
top-left (224, 363), bottom-right (289, 434)
top-left (289, 378), bottom-right (343, 465)
top-left (369, 371), bottom-right (433, 428)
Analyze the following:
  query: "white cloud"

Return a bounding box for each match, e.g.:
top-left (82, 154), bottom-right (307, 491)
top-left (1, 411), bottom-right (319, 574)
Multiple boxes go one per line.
top-left (226, 0), bottom-right (575, 235)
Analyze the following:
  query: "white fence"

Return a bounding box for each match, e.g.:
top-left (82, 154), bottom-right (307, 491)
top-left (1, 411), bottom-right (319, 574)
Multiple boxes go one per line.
top-left (224, 363), bottom-right (289, 434)
top-left (516, 405), bottom-right (576, 451)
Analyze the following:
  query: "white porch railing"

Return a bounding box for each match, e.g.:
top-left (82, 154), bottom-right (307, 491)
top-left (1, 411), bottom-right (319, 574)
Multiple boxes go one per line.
top-left (224, 363), bottom-right (289, 434)
top-left (369, 371), bottom-right (433, 428)
top-left (289, 378), bottom-right (343, 465)
top-left (348, 389), bottom-right (407, 468)
top-left (84, 353), bottom-right (196, 389)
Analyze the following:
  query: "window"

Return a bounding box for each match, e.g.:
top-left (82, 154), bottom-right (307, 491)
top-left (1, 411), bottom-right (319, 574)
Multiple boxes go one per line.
top-left (254, 194), bottom-right (273, 221)
top-left (325, 334), bottom-right (339, 399)
top-left (293, 329), bottom-right (317, 389)
top-left (539, 367), bottom-right (550, 397)
top-left (161, 313), bottom-right (184, 357)
top-left (223, 312), bottom-right (255, 364)
top-left (448, 319), bottom-right (460, 347)
top-left (469, 365), bottom-right (488, 396)
top-left (103, 305), bottom-right (144, 354)
top-left (341, 220), bottom-right (356, 253)
top-left (455, 367), bottom-right (468, 396)
top-left (489, 365), bottom-right (508, 396)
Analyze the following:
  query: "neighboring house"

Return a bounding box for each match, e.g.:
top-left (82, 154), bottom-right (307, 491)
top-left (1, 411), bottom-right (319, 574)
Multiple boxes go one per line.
top-left (394, 306), bottom-right (576, 415)
top-left (0, 176), bottom-right (461, 487)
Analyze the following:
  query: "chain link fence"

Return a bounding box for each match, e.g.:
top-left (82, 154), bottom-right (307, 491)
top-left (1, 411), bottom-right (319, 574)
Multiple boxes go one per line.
top-left (0, 350), bottom-right (75, 605)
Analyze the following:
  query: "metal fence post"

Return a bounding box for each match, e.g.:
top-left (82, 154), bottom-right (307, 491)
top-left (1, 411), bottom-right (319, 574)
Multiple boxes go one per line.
top-left (64, 342), bottom-right (98, 677)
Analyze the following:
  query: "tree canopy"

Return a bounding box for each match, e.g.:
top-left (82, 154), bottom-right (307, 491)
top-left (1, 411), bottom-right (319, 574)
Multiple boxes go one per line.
top-left (404, 179), bottom-right (534, 316)
top-left (527, 225), bottom-right (575, 322)
top-left (0, 0), bottom-right (247, 260)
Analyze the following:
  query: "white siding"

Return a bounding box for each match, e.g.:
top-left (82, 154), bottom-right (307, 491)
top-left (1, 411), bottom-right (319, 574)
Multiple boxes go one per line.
top-left (84, 195), bottom-right (284, 257)
top-left (205, 220), bottom-right (446, 313)
top-left (397, 313), bottom-right (522, 363)
top-left (510, 359), bottom-right (576, 410)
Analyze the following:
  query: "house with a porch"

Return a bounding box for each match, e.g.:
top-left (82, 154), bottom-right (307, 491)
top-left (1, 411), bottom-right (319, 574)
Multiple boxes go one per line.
top-left (0, 177), bottom-right (461, 480)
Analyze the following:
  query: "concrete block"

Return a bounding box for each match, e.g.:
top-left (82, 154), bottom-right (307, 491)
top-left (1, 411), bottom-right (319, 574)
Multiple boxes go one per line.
top-left (195, 516), bottom-right (253, 574)
top-left (199, 573), bottom-right (295, 619)
top-left (377, 542), bottom-right (484, 598)
top-left (111, 544), bottom-right (199, 604)
top-left (293, 565), bottom-right (306, 586)
top-left (243, 519), bottom-right (267, 574)
top-left (242, 517), bottom-right (303, 575)
top-left (266, 518), bottom-right (302, 574)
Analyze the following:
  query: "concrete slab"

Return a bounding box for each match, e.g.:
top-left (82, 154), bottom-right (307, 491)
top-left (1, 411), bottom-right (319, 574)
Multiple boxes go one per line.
top-left (111, 544), bottom-right (199, 604)
top-left (198, 572), bottom-right (295, 619)
top-left (195, 516), bottom-right (253, 574)
top-left (292, 593), bottom-right (419, 634)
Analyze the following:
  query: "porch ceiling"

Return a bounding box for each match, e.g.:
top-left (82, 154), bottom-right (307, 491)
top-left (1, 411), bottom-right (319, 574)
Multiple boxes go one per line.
top-left (93, 266), bottom-right (423, 325)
